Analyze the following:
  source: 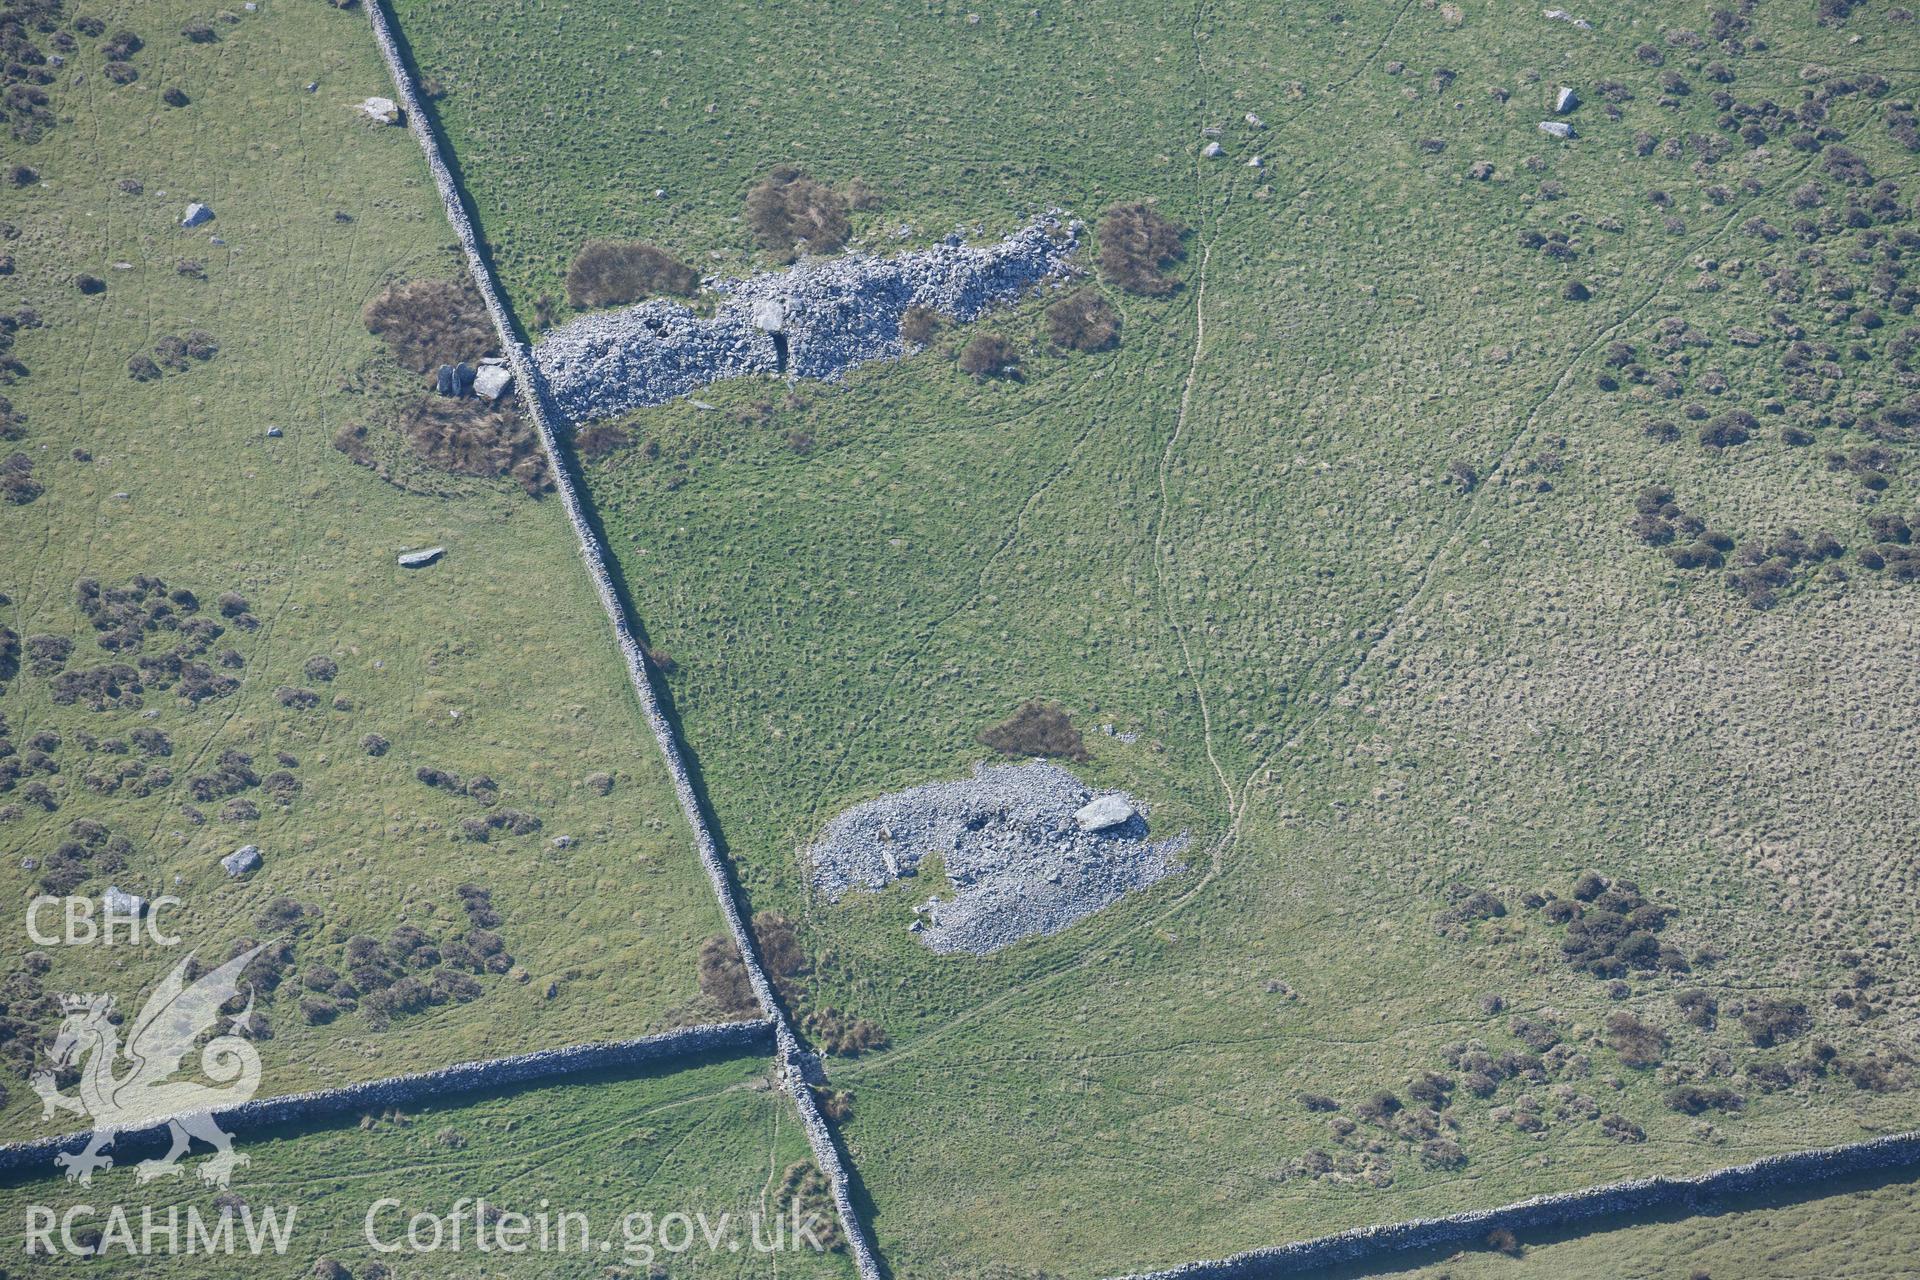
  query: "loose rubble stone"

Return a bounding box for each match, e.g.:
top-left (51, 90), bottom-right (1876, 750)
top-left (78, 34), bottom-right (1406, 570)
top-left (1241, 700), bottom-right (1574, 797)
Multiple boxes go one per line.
top-left (222, 844), bottom-right (262, 876)
top-left (1554, 85), bottom-right (1578, 113)
top-left (181, 202), bottom-right (213, 228)
top-left (808, 761), bottom-right (1186, 955)
top-left (1543, 7), bottom-right (1593, 28)
top-left (533, 214), bottom-right (1081, 423)
top-left (1539, 120), bottom-right (1576, 139)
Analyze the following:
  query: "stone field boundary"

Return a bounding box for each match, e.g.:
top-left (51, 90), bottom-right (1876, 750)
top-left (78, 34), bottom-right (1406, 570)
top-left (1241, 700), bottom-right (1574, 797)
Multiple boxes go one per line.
top-left (0, 1021), bottom-right (773, 1179)
top-left (360, 2), bottom-right (883, 1275)
top-left (1115, 1130), bottom-right (1920, 1277)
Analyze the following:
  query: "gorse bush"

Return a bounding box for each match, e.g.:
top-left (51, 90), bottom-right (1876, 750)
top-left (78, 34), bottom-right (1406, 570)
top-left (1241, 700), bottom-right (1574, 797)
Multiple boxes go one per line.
top-left (957, 333), bottom-right (1020, 380)
top-left (752, 911), bottom-right (806, 980)
top-left (1740, 997), bottom-right (1811, 1047)
top-left (899, 305), bottom-right (941, 346)
top-left (1605, 1011), bottom-right (1669, 1067)
top-left (574, 423), bottom-right (631, 461)
top-left (1045, 287), bottom-right (1122, 352)
top-left (802, 1004), bottom-right (888, 1056)
top-left (564, 241), bottom-right (699, 309)
top-left (697, 936), bottom-right (756, 1014)
top-left (744, 165), bottom-right (850, 262)
top-left (1099, 201), bottom-right (1186, 295)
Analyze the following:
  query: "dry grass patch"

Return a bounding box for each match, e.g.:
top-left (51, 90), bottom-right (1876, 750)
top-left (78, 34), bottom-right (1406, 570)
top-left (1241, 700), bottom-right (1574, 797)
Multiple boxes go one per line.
top-left (1098, 200), bottom-right (1186, 295)
top-left (744, 165), bottom-right (852, 262)
top-left (361, 277), bottom-right (496, 373)
top-left (397, 395), bottom-right (550, 495)
top-left (977, 699), bottom-right (1088, 762)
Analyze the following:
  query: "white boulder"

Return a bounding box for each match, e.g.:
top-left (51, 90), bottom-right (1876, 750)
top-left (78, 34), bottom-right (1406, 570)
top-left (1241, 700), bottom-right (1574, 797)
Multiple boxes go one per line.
top-left (181, 202), bottom-right (213, 228)
top-left (360, 96), bottom-right (401, 125)
top-left (473, 364), bottom-right (512, 401)
top-left (103, 885), bottom-right (146, 917)
top-left (750, 297), bottom-right (786, 332)
top-left (1074, 794), bottom-right (1136, 833)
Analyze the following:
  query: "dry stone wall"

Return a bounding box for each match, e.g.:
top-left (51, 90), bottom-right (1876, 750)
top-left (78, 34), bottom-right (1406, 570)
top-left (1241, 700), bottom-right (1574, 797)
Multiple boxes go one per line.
top-left (1112, 1130), bottom-right (1920, 1279)
top-left (361, 6), bottom-right (882, 1275)
top-left (0, 1020), bottom-right (772, 1177)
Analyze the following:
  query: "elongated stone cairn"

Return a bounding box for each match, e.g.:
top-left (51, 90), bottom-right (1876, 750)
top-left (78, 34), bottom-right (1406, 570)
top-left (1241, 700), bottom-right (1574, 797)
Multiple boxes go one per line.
top-left (534, 216), bottom-right (1080, 422)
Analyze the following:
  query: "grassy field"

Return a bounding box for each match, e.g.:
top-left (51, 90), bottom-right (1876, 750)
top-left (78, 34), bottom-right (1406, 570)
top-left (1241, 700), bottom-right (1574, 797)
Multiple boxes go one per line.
top-left (0, 1050), bottom-right (855, 1279)
top-left (1334, 1170), bottom-right (1920, 1280)
top-left (0, 0), bottom-right (739, 1143)
top-left (369, 0), bottom-right (1920, 1275)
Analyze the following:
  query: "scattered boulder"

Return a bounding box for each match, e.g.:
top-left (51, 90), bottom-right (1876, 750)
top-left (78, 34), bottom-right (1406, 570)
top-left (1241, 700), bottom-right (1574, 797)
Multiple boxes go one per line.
top-left (181, 202), bottom-right (213, 228)
top-left (359, 96), bottom-right (401, 125)
top-left (222, 844), bottom-right (262, 876)
top-left (1202, 141), bottom-right (1223, 158)
top-left (1554, 86), bottom-right (1578, 113)
top-left (1538, 121), bottom-right (1575, 139)
top-left (396, 546), bottom-right (444, 569)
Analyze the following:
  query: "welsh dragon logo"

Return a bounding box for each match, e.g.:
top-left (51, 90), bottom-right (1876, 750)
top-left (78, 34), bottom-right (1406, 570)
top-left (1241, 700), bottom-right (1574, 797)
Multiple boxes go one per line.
top-left (33, 946), bottom-right (266, 1187)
